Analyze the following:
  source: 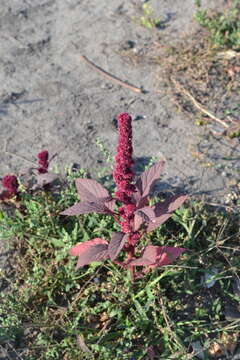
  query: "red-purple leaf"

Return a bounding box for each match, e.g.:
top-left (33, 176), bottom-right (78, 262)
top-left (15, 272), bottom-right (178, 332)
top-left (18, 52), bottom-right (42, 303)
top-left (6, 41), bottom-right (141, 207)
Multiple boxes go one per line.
top-left (134, 161), bottom-right (165, 206)
top-left (133, 208), bottom-right (152, 231)
top-left (133, 212), bottom-right (145, 231)
top-left (145, 245), bottom-right (185, 266)
top-left (127, 257), bottom-right (154, 266)
top-left (60, 200), bottom-right (113, 216)
top-left (35, 173), bottom-right (58, 188)
top-left (75, 178), bottom-right (115, 211)
top-left (134, 194), bottom-right (187, 232)
top-left (69, 238), bottom-right (109, 268)
top-left (70, 238), bottom-right (108, 255)
top-left (76, 246), bottom-right (108, 268)
top-left (19, 167), bottom-right (35, 176)
top-left (146, 194), bottom-right (188, 232)
top-left (108, 232), bottom-right (128, 260)
top-left (136, 208), bottom-right (152, 222)
top-left (75, 178), bottom-right (109, 201)
top-left (104, 199), bottom-right (116, 212)
top-left (128, 246), bottom-right (185, 267)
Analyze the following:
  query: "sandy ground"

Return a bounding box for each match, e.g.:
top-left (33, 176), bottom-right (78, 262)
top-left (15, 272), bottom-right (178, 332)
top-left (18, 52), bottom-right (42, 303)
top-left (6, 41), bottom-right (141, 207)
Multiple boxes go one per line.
top-left (1, 0), bottom-right (238, 202)
top-left (0, 1), bottom-right (239, 223)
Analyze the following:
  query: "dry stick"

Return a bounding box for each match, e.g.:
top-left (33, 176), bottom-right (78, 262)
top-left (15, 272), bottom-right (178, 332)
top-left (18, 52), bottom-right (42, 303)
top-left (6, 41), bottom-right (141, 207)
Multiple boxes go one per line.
top-left (79, 55), bottom-right (145, 94)
top-left (171, 78), bottom-right (230, 129)
top-left (6, 343), bottom-right (24, 360)
top-left (67, 266), bottom-right (102, 312)
top-left (217, 246), bottom-right (240, 285)
top-left (96, 319), bottom-right (112, 345)
top-left (76, 334), bottom-right (93, 354)
top-left (3, 140), bottom-right (36, 166)
top-left (159, 296), bottom-right (185, 351)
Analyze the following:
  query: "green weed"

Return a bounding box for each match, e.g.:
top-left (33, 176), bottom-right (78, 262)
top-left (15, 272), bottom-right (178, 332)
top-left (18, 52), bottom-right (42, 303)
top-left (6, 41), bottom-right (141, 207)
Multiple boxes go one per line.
top-left (195, 1), bottom-right (240, 50)
top-left (0, 166), bottom-right (240, 359)
top-left (132, 3), bottom-right (162, 30)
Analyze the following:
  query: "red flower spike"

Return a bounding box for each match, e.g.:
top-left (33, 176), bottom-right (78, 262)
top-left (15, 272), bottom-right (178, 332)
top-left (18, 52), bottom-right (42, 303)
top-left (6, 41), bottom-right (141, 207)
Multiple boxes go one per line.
top-left (113, 113), bottom-right (135, 203)
top-left (113, 113), bottom-right (136, 235)
top-left (2, 175), bottom-right (18, 194)
top-left (37, 150), bottom-right (49, 163)
top-left (37, 150), bottom-right (49, 173)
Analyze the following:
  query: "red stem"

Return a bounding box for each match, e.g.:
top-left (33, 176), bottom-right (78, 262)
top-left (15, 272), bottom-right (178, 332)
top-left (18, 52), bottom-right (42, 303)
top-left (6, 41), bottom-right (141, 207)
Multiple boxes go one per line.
top-left (113, 214), bottom-right (121, 225)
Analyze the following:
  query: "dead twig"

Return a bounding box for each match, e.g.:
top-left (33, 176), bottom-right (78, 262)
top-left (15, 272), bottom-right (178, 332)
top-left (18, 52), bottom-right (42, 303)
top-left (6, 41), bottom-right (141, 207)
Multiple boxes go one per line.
top-left (66, 266), bottom-right (102, 313)
top-left (5, 342), bottom-right (24, 360)
top-left (158, 295), bottom-right (185, 351)
top-left (2, 140), bottom-right (36, 167)
top-left (171, 78), bottom-right (230, 129)
top-left (96, 319), bottom-right (112, 345)
top-left (78, 54), bottom-right (145, 94)
top-left (76, 334), bottom-right (93, 354)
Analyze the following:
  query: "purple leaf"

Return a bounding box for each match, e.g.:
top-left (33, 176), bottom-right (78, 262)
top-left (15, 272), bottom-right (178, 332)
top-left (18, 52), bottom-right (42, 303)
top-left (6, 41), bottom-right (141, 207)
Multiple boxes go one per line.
top-left (136, 208), bottom-right (152, 222)
top-left (133, 212), bottom-right (145, 231)
top-left (134, 161), bottom-right (165, 206)
top-left (60, 200), bottom-right (113, 216)
top-left (133, 208), bottom-right (152, 231)
top-left (69, 238), bottom-right (109, 268)
top-left (134, 194), bottom-right (187, 232)
top-left (75, 178), bottom-right (110, 201)
top-left (104, 199), bottom-right (116, 212)
top-left (127, 257), bottom-right (154, 266)
top-left (75, 178), bottom-right (115, 211)
top-left (19, 167), bottom-right (35, 176)
top-left (108, 232), bottom-right (128, 260)
top-left (36, 173), bottom-right (58, 186)
top-left (70, 238), bottom-right (108, 255)
top-left (128, 246), bottom-right (185, 267)
top-left (146, 194), bottom-right (188, 232)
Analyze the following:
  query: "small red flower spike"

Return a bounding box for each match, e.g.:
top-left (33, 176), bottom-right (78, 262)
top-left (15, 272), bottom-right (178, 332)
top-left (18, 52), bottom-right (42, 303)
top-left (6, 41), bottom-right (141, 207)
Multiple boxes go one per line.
top-left (37, 150), bottom-right (49, 174)
top-left (2, 175), bottom-right (19, 195)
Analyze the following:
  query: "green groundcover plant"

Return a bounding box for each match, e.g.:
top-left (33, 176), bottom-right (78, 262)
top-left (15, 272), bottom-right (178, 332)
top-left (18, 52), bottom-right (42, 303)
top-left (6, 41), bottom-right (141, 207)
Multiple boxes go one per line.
top-left (61, 113), bottom-right (187, 281)
top-left (195, 0), bottom-right (240, 50)
top-left (1, 113), bottom-right (240, 359)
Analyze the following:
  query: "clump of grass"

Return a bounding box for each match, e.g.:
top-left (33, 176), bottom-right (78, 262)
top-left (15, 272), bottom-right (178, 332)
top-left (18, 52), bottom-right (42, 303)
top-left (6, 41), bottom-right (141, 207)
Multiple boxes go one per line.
top-left (152, 15), bottom-right (240, 138)
top-left (195, 0), bottom-right (240, 50)
top-left (0, 163), bottom-right (240, 359)
top-left (132, 3), bottom-right (162, 30)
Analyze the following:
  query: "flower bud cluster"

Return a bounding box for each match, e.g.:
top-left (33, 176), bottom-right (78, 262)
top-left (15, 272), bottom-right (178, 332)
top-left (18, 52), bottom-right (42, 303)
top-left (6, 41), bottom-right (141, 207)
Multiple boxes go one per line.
top-left (2, 175), bottom-right (19, 194)
top-left (37, 150), bottom-right (49, 173)
top-left (113, 113), bottom-right (137, 234)
top-left (0, 174), bottom-right (19, 200)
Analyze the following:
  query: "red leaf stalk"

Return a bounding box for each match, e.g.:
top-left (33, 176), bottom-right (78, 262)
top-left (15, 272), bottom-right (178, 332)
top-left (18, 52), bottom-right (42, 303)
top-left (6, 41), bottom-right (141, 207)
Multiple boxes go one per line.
top-left (37, 150), bottom-right (49, 174)
top-left (113, 113), bottom-right (140, 264)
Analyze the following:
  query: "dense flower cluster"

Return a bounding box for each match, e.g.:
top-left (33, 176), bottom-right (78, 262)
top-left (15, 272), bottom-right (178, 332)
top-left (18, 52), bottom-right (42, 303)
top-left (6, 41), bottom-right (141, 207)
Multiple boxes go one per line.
top-left (113, 113), bottom-right (141, 246)
top-left (0, 174), bottom-right (19, 200)
top-left (2, 175), bottom-right (19, 194)
top-left (37, 150), bottom-right (49, 173)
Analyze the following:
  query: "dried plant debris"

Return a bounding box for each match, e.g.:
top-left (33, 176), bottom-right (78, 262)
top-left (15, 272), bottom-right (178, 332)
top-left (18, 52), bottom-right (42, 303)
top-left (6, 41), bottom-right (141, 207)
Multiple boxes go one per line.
top-left (155, 30), bottom-right (240, 136)
top-left (208, 332), bottom-right (239, 358)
